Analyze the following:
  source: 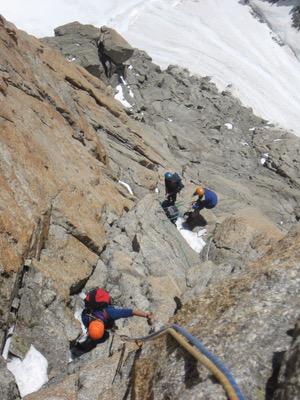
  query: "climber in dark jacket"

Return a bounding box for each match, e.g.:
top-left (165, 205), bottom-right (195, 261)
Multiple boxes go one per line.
top-left (164, 172), bottom-right (184, 205)
top-left (192, 186), bottom-right (218, 211)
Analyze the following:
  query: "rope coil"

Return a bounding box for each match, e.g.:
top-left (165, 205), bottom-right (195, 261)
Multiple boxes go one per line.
top-left (120, 324), bottom-right (245, 400)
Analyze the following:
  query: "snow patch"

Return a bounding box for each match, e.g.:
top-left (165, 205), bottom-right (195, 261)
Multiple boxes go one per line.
top-left (240, 141), bottom-right (249, 146)
top-left (224, 123), bottom-right (233, 130)
top-left (155, 187), bottom-right (159, 193)
top-left (176, 217), bottom-right (206, 253)
top-left (115, 85), bottom-right (132, 108)
top-left (2, 325), bottom-right (15, 360)
top-left (260, 153), bottom-right (269, 165)
top-left (249, 127), bottom-right (256, 131)
top-left (119, 180), bottom-right (134, 195)
top-left (168, 118), bottom-right (173, 122)
top-left (74, 293), bottom-right (86, 333)
top-left (7, 345), bottom-right (48, 397)
top-left (66, 55), bottom-right (76, 62)
top-left (128, 64), bottom-right (133, 70)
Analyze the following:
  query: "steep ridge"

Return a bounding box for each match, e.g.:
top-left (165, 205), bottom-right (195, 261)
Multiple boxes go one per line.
top-left (0, 17), bottom-right (299, 400)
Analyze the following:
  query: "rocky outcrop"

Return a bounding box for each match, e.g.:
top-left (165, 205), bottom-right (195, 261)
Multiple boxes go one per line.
top-left (42, 22), bottom-right (101, 78)
top-left (99, 26), bottom-right (134, 64)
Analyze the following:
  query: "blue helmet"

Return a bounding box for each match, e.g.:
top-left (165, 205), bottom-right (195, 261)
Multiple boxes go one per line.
top-left (164, 172), bottom-right (173, 180)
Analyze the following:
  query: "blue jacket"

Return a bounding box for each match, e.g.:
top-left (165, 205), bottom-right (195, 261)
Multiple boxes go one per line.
top-left (82, 306), bottom-right (133, 328)
top-left (192, 188), bottom-right (218, 210)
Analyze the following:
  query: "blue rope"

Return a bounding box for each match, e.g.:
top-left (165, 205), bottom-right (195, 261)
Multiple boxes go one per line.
top-left (172, 324), bottom-right (245, 400)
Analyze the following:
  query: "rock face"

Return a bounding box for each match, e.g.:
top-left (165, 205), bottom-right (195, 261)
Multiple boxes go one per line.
top-left (0, 357), bottom-right (20, 400)
top-left (130, 226), bottom-right (300, 400)
top-left (273, 318), bottom-right (300, 399)
top-left (0, 14), bottom-right (165, 374)
top-left (1, 17), bottom-right (300, 400)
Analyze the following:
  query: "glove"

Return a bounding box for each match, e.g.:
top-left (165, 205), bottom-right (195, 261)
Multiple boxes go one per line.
top-left (146, 312), bottom-right (155, 325)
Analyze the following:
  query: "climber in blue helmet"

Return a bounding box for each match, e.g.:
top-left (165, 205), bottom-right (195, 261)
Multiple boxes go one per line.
top-left (164, 172), bottom-right (184, 206)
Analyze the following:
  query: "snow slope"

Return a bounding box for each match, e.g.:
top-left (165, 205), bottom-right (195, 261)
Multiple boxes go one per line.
top-left (1, 0), bottom-right (300, 135)
top-left (247, 0), bottom-right (300, 61)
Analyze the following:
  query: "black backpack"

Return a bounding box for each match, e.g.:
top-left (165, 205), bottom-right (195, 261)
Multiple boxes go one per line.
top-left (166, 173), bottom-right (184, 193)
top-left (164, 205), bottom-right (179, 223)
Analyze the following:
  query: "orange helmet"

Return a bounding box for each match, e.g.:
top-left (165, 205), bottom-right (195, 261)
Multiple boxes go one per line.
top-left (195, 186), bottom-right (205, 198)
top-left (88, 320), bottom-right (105, 340)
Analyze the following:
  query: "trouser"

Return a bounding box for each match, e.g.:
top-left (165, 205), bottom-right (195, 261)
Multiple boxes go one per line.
top-left (71, 331), bottom-right (110, 358)
top-left (166, 192), bottom-right (177, 205)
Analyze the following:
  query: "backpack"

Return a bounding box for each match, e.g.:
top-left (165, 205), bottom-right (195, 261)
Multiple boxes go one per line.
top-left (164, 205), bottom-right (179, 223)
top-left (172, 173), bottom-right (184, 192)
top-left (165, 173), bottom-right (184, 193)
top-left (84, 288), bottom-right (110, 311)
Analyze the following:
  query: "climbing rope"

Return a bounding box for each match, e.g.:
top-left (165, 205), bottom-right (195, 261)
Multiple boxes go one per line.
top-left (120, 323), bottom-right (245, 400)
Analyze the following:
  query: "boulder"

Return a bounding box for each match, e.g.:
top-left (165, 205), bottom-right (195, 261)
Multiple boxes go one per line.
top-left (99, 26), bottom-right (134, 64)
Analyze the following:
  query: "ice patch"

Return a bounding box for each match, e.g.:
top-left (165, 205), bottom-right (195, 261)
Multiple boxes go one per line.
top-left (176, 217), bottom-right (206, 253)
top-left (119, 180), bottom-right (134, 195)
top-left (115, 85), bottom-right (132, 108)
top-left (7, 345), bottom-right (48, 397)
top-left (224, 123), bottom-right (233, 130)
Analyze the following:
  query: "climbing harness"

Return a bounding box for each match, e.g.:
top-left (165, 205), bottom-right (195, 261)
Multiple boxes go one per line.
top-left (120, 323), bottom-right (245, 400)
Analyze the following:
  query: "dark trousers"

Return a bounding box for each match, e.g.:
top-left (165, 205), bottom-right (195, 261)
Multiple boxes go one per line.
top-left (71, 331), bottom-right (110, 358)
top-left (166, 192), bottom-right (177, 206)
